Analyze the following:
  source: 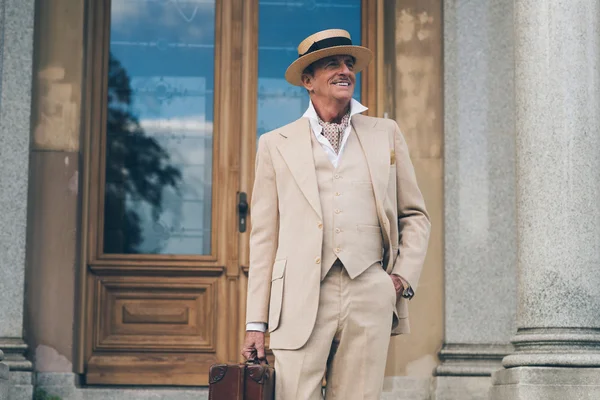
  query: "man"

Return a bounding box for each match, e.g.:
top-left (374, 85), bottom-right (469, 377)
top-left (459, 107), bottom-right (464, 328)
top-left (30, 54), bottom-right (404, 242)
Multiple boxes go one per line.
top-left (241, 29), bottom-right (430, 399)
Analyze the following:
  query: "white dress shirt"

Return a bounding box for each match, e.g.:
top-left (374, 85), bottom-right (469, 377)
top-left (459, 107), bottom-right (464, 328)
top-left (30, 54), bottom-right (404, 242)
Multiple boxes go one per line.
top-left (247, 98), bottom-right (368, 332)
top-left (304, 98), bottom-right (368, 168)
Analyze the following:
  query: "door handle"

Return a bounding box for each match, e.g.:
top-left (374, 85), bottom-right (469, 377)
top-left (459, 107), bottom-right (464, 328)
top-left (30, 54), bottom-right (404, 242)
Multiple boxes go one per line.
top-left (238, 192), bottom-right (249, 233)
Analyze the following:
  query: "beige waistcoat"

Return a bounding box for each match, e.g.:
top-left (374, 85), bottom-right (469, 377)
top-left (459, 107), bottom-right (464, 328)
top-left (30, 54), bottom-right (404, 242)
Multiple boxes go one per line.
top-left (310, 128), bottom-right (383, 280)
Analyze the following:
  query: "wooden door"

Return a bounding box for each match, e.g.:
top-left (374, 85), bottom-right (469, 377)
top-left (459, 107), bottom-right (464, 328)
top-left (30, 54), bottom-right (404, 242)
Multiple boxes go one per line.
top-left (79, 0), bottom-right (378, 386)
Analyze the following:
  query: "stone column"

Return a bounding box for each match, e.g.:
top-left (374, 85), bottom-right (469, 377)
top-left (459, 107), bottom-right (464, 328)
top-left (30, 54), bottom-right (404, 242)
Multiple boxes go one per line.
top-left (490, 1), bottom-right (600, 399)
top-left (436, 0), bottom-right (516, 399)
top-left (0, 0), bottom-right (36, 397)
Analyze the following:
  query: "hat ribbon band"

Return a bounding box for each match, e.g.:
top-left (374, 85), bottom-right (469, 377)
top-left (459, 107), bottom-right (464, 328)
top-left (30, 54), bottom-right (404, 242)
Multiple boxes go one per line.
top-left (298, 36), bottom-right (353, 58)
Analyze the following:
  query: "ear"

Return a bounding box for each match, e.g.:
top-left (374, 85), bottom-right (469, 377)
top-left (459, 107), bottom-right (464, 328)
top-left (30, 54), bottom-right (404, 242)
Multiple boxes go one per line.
top-left (301, 73), bottom-right (313, 92)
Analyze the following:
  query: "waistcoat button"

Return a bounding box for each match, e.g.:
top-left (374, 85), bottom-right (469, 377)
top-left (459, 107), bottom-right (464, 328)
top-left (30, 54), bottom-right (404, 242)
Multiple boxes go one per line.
top-left (315, 257), bottom-right (321, 264)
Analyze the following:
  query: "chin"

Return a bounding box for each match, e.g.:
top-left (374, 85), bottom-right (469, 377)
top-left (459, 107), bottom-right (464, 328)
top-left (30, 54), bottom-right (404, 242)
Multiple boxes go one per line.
top-left (332, 89), bottom-right (354, 99)
top-left (334, 94), bottom-right (354, 103)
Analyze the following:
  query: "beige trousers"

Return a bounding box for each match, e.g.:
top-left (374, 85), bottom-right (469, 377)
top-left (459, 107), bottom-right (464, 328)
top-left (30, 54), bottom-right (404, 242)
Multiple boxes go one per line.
top-left (272, 262), bottom-right (395, 400)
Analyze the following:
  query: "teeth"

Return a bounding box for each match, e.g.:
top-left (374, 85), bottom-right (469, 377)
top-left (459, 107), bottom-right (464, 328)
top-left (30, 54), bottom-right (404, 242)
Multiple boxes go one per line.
top-left (335, 82), bottom-right (349, 86)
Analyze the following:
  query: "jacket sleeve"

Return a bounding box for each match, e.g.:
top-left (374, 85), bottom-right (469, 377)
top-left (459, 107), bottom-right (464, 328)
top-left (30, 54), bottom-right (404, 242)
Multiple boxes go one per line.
top-left (390, 122), bottom-right (431, 293)
top-left (246, 135), bottom-right (279, 324)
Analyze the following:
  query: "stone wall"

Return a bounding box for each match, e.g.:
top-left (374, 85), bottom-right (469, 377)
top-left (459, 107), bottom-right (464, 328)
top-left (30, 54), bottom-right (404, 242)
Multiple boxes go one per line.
top-left (24, 0), bottom-right (84, 375)
top-left (382, 1), bottom-right (444, 389)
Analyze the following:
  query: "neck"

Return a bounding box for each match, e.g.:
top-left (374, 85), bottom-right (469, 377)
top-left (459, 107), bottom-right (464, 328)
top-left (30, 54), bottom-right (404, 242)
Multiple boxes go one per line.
top-left (311, 98), bottom-right (350, 123)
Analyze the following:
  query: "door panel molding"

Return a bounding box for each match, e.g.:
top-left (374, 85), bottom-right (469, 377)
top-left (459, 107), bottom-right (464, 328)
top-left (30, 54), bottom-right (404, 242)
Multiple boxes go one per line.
top-left (94, 275), bottom-right (218, 352)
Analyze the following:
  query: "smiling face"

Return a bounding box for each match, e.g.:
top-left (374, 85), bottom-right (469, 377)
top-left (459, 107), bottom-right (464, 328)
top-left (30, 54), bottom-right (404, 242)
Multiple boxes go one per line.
top-left (301, 55), bottom-right (356, 106)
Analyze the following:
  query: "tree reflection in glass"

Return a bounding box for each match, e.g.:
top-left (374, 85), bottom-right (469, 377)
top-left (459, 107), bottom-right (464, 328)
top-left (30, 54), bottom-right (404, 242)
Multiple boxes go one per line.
top-left (103, 54), bottom-right (182, 254)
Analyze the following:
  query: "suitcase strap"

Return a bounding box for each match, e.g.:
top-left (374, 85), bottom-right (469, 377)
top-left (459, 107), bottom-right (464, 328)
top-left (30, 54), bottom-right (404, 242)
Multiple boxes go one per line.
top-left (240, 365), bottom-right (246, 400)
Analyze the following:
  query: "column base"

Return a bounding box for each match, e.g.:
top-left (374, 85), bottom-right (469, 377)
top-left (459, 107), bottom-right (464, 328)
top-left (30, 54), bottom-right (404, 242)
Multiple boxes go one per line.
top-left (431, 343), bottom-right (512, 400)
top-left (0, 338), bottom-right (32, 371)
top-left (436, 343), bottom-right (512, 376)
top-left (0, 351), bottom-right (9, 400)
top-left (490, 367), bottom-right (600, 400)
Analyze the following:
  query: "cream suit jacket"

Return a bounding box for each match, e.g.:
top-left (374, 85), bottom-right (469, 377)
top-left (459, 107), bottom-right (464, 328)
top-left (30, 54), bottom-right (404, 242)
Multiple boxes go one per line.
top-left (246, 114), bottom-right (431, 350)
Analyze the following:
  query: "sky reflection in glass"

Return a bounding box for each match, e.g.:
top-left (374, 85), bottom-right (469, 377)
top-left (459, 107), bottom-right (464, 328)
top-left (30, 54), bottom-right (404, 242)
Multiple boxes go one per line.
top-left (257, 0), bottom-right (362, 137)
top-left (104, 0), bottom-right (215, 255)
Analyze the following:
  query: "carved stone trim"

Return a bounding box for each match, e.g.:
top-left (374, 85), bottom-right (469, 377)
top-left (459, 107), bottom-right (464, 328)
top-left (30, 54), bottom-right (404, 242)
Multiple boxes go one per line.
top-left (503, 328), bottom-right (600, 368)
top-left (0, 339), bottom-right (32, 371)
top-left (436, 343), bottom-right (513, 376)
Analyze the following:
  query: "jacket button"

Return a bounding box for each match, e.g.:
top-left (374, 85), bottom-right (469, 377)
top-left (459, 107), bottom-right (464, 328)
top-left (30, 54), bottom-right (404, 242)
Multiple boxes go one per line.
top-left (317, 222), bottom-right (323, 229)
top-left (335, 248), bottom-right (341, 254)
top-left (315, 257), bottom-right (321, 264)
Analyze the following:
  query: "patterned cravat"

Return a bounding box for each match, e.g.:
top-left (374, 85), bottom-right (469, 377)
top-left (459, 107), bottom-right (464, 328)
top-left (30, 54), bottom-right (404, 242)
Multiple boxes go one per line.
top-left (318, 111), bottom-right (351, 154)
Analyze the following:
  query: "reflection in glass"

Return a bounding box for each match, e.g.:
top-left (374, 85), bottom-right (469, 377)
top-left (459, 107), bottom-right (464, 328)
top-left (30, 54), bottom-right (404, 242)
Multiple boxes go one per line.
top-left (257, 0), bottom-right (362, 137)
top-left (104, 0), bottom-right (215, 255)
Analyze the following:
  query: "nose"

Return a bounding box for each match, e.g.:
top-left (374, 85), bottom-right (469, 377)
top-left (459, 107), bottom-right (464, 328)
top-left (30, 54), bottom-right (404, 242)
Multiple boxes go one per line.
top-left (339, 63), bottom-right (351, 75)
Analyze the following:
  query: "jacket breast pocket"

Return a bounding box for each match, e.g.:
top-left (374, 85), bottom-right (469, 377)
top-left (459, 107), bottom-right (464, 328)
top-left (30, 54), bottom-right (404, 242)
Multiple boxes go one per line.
top-left (268, 259), bottom-right (287, 333)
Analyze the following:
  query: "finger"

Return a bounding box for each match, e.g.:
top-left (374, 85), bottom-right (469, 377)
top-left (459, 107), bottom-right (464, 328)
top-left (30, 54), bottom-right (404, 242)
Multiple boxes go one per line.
top-left (248, 348), bottom-right (259, 359)
top-left (256, 345), bottom-right (266, 360)
top-left (242, 348), bottom-right (254, 360)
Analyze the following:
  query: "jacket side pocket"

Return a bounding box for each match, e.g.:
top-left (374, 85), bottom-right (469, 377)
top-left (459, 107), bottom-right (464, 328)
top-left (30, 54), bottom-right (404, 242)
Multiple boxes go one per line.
top-left (268, 259), bottom-right (287, 333)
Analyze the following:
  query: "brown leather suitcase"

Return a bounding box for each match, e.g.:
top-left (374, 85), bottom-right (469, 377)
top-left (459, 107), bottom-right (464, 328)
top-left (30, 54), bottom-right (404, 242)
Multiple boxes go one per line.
top-left (209, 361), bottom-right (275, 400)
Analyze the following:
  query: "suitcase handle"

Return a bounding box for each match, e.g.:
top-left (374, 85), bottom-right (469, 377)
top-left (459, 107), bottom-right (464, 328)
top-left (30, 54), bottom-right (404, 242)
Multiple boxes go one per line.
top-left (246, 358), bottom-right (269, 366)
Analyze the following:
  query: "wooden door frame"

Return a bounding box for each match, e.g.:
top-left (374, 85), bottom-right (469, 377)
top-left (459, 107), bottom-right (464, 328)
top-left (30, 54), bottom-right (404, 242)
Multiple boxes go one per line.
top-left (76, 0), bottom-right (383, 378)
top-left (76, 0), bottom-right (244, 374)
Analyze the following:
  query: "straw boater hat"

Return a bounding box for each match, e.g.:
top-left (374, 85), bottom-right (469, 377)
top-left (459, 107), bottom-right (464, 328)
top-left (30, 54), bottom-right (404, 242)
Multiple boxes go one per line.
top-left (285, 29), bottom-right (373, 87)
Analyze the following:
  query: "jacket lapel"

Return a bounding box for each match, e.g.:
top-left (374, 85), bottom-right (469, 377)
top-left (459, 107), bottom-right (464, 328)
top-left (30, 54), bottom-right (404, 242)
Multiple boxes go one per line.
top-left (353, 114), bottom-right (390, 206)
top-left (353, 114), bottom-right (392, 264)
top-left (276, 118), bottom-right (323, 219)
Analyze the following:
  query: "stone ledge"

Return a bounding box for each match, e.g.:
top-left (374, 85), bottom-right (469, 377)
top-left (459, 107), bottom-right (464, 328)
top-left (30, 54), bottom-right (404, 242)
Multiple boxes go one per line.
top-left (34, 373), bottom-right (438, 400)
top-left (381, 376), bottom-right (431, 400)
top-left (9, 371), bottom-right (33, 400)
top-left (34, 373), bottom-right (209, 400)
top-left (434, 376), bottom-right (492, 400)
top-left (0, 351), bottom-right (8, 400)
top-left (490, 367), bottom-right (600, 400)
top-left (0, 350), bottom-right (8, 381)
top-left (436, 343), bottom-right (512, 377)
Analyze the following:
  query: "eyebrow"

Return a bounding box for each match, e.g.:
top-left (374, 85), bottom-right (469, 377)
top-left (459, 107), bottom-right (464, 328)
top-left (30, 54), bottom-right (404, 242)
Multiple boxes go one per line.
top-left (325, 57), bottom-right (354, 64)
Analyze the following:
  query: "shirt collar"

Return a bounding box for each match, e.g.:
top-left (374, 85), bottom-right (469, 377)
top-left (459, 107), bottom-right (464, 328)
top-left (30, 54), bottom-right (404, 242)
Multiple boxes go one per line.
top-left (303, 98), bottom-right (368, 122)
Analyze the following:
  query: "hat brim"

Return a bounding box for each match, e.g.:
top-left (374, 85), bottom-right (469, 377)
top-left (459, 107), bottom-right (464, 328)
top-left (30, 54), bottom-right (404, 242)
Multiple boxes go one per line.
top-left (285, 45), bottom-right (373, 87)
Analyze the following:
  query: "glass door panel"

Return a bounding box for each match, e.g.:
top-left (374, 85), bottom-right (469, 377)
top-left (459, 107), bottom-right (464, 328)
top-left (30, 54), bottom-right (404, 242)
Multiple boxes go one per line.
top-left (104, 0), bottom-right (216, 255)
top-left (256, 0), bottom-right (362, 137)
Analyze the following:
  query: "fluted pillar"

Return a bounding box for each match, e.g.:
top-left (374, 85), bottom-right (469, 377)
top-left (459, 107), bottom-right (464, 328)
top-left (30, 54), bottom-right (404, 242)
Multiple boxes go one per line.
top-left (491, 0), bottom-right (600, 398)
